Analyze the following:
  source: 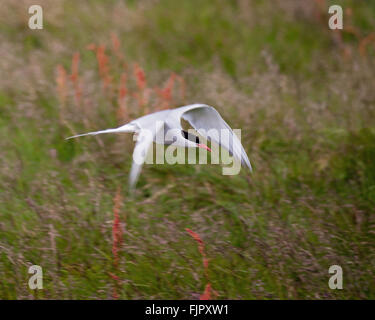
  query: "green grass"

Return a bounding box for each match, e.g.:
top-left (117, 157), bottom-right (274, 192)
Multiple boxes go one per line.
top-left (0, 0), bottom-right (374, 299)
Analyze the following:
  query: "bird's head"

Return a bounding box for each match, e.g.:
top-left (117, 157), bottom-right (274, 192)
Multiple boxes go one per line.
top-left (181, 130), bottom-right (211, 152)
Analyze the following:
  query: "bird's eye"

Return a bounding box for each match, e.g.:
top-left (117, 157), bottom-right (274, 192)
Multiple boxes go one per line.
top-left (182, 130), bottom-right (199, 144)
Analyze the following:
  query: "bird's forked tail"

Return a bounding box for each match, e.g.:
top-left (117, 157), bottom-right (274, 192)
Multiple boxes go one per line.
top-left (65, 123), bottom-right (138, 140)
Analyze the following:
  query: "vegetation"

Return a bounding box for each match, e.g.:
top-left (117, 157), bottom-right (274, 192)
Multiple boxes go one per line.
top-left (0, 0), bottom-right (374, 299)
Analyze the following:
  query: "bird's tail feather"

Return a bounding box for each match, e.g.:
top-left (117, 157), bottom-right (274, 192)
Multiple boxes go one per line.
top-left (65, 123), bottom-right (137, 140)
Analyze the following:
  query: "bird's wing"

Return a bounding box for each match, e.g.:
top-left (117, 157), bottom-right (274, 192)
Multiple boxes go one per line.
top-left (65, 123), bottom-right (139, 140)
top-left (179, 104), bottom-right (252, 171)
top-left (129, 120), bottom-right (165, 189)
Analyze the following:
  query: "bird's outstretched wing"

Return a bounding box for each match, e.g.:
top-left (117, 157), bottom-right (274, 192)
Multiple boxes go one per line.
top-left (129, 121), bottom-right (165, 189)
top-left (179, 104), bottom-right (252, 171)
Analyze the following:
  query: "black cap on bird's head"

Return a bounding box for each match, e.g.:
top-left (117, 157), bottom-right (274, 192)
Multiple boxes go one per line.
top-left (181, 130), bottom-right (211, 152)
top-left (182, 130), bottom-right (199, 144)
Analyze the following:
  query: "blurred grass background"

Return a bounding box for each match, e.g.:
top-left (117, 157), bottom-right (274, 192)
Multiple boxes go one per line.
top-left (0, 0), bottom-right (375, 299)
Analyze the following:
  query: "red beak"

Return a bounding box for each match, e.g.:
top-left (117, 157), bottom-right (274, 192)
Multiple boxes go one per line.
top-left (198, 143), bottom-right (212, 152)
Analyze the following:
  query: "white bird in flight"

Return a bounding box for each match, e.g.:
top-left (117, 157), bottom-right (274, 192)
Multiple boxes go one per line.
top-left (66, 103), bottom-right (252, 188)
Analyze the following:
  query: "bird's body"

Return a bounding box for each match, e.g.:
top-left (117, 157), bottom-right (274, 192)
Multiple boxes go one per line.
top-left (67, 104), bottom-right (252, 188)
